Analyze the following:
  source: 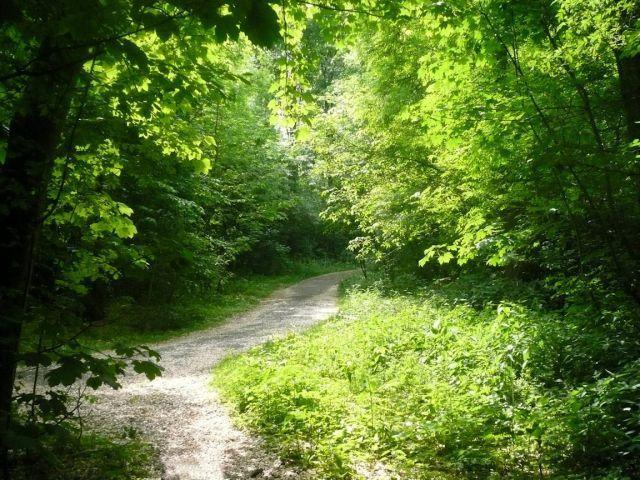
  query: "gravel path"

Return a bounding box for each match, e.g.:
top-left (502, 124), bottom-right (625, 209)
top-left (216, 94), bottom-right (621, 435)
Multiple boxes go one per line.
top-left (87, 271), bottom-right (352, 480)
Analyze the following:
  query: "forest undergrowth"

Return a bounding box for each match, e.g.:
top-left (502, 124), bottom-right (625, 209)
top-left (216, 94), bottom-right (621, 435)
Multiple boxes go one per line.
top-left (22, 258), bottom-right (352, 352)
top-left (216, 273), bottom-right (640, 480)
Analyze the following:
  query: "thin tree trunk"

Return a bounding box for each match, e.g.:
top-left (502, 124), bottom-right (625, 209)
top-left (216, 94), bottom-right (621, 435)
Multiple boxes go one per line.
top-left (0, 38), bottom-right (85, 452)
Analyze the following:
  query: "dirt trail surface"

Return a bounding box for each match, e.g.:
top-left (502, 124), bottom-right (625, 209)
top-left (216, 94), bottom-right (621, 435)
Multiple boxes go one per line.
top-left (86, 271), bottom-right (352, 480)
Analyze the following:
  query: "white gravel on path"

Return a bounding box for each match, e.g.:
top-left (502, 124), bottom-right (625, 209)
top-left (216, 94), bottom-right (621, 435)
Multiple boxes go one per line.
top-left (86, 271), bottom-right (353, 480)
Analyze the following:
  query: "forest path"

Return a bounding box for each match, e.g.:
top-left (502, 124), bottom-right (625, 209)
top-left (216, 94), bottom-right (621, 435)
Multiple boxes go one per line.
top-left (87, 271), bottom-right (353, 480)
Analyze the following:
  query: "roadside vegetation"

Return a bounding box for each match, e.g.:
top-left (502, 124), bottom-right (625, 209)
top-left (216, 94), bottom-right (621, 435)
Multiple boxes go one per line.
top-left (12, 430), bottom-right (161, 480)
top-left (215, 2), bottom-right (640, 479)
top-left (216, 273), bottom-right (640, 479)
top-left (57, 259), bottom-right (352, 350)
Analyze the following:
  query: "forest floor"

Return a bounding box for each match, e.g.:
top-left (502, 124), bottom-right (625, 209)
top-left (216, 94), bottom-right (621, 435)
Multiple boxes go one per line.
top-left (83, 271), bottom-right (353, 480)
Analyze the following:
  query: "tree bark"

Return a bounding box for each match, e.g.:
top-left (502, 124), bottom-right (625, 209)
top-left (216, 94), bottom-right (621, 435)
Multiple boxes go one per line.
top-left (0, 38), bottom-right (84, 449)
top-left (616, 50), bottom-right (640, 141)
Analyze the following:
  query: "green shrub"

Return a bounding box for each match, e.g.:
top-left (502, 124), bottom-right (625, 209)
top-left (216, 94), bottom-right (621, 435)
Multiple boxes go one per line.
top-left (10, 427), bottom-right (161, 480)
top-left (77, 259), bottom-right (353, 349)
top-left (214, 276), bottom-right (640, 479)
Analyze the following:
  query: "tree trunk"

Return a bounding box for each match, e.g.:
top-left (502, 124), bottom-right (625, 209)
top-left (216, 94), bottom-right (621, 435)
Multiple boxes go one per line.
top-left (0, 38), bottom-right (84, 448)
top-left (615, 50), bottom-right (640, 141)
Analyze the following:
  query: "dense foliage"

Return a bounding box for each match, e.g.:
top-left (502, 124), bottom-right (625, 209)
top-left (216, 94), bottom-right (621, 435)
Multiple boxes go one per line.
top-left (215, 1), bottom-right (640, 479)
top-left (306, 1), bottom-right (640, 298)
top-left (216, 275), bottom-right (640, 479)
top-left (0, 1), bottom-right (345, 473)
top-left (2, 0), bottom-right (640, 478)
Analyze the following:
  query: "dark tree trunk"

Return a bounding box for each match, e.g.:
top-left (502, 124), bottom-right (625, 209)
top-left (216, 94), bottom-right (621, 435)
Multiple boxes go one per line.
top-left (0, 39), bottom-right (84, 447)
top-left (616, 50), bottom-right (640, 141)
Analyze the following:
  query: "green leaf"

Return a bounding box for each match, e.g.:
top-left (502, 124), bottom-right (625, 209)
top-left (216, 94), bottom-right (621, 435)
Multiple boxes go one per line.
top-left (115, 39), bottom-right (149, 74)
top-left (241, 1), bottom-right (281, 47)
top-left (437, 252), bottom-right (454, 264)
top-left (46, 357), bottom-right (86, 387)
top-left (132, 360), bottom-right (163, 380)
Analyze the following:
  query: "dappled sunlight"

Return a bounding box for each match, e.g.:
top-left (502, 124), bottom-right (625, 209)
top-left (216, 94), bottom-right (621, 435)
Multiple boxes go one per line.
top-left (85, 273), bottom-right (349, 479)
top-left (2, 1), bottom-right (639, 479)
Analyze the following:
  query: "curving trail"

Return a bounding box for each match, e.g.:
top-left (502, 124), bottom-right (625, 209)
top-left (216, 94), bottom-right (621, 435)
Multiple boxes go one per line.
top-left (86, 271), bottom-right (352, 480)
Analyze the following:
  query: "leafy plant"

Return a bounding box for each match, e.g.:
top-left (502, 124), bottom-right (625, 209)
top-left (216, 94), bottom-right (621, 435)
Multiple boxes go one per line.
top-left (216, 274), bottom-right (640, 479)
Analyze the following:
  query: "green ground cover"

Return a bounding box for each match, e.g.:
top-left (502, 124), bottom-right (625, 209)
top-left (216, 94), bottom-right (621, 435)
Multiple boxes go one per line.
top-left (215, 275), bottom-right (640, 479)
